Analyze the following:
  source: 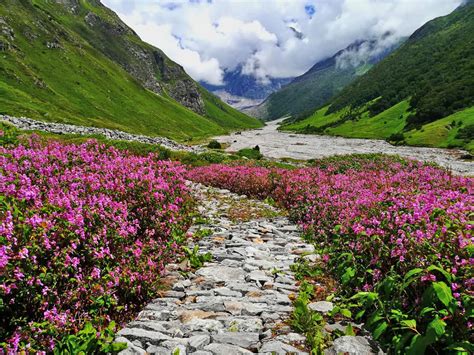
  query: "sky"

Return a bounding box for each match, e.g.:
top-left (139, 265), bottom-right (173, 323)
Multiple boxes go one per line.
top-left (102, 0), bottom-right (462, 85)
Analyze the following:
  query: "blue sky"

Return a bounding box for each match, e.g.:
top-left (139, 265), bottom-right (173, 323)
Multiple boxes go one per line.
top-left (103, 0), bottom-right (462, 85)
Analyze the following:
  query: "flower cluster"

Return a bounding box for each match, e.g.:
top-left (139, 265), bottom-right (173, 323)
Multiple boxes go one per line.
top-left (189, 156), bottom-right (473, 351)
top-left (0, 136), bottom-right (193, 352)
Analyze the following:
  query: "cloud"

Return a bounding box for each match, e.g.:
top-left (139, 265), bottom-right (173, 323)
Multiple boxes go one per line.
top-left (102, 0), bottom-right (463, 84)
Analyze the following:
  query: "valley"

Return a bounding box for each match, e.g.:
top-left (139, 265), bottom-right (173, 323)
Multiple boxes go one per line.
top-left (214, 119), bottom-right (474, 175)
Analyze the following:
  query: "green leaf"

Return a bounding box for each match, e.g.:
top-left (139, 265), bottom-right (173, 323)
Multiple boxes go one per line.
top-left (432, 281), bottom-right (454, 308)
top-left (341, 267), bottom-right (356, 284)
top-left (407, 334), bottom-right (428, 355)
top-left (402, 268), bottom-right (423, 287)
top-left (427, 317), bottom-right (446, 338)
top-left (400, 319), bottom-right (417, 330)
top-left (345, 324), bottom-right (356, 336)
top-left (373, 321), bottom-right (388, 340)
top-left (340, 308), bottom-right (352, 318)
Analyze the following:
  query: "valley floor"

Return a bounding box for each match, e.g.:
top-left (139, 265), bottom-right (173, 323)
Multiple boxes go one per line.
top-left (214, 119), bottom-right (474, 176)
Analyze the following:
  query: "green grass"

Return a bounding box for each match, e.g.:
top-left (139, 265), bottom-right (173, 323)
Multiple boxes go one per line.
top-left (281, 101), bottom-right (473, 151)
top-left (0, 0), bottom-right (261, 141)
top-left (405, 106), bottom-right (474, 152)
top-left (327, 100), bottom-right (410, 139)
top-left (281, 106), bottom-right (344, 130)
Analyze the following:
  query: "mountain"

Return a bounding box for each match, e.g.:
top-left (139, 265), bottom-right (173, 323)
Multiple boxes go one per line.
top-left (250, 37), bottom-right (401, 121)
top-left (0, 0), bottom-right (262, 141)
top-left (201, 66), bottom-right (292, 110)
top-left (282, 1), bottom-right (474, 152)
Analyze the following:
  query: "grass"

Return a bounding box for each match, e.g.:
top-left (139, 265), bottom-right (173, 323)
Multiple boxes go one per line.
top-left (281, 101), bottom-right (474, 151)
top-left (0, 0), bottom-right (261, 142)
top-left (405, 106), bottom-right (474, 152)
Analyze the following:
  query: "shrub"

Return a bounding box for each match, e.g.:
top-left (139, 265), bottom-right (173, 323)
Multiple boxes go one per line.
top-left (207, 140), bottom-right (222, 149)
top-left (0, 136), bottom-right (193, 352)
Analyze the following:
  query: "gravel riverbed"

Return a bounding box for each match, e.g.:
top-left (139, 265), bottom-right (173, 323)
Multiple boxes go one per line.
top-left (214, 119), bottom-right (474, 175)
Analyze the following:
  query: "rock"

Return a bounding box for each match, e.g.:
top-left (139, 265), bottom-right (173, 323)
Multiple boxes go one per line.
top-left (303, 254), bottom-right (320, 262)
top-left (260, 341), bottom-right (304, 354)
top-left (196, 266), bottom-right (245, 282)
top-left (115, 336), bottom-right (146, 355)
top-left (179, 310), bottom-right (216, 323)
top-left (224, 301), bottom-right (243, 315)
top-left (224, 318), bottom-right (263, 332)
top-left (189, 334), bottom-right (211, 350)
top-left (117, 328), bottom-right (170, 344)
top-left (146, 345), bottom-right (170, 355)
top-left (325, 336), bottom-right (381, 355)
top-left (204, 343), bottom-right (252, 354)
top-left (308, 301), bottom-right (334, 314)
top-left (211, 332), bottom-right (260, 349)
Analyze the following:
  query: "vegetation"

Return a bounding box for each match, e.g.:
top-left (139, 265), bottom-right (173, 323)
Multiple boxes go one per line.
top-left (207, 140), bottom-right (222, 149)
top-left (281, 102), bottom-right (474, 152)
top-left (0, 131), bottom-right (194, 352)
top-left (327, 2), bottom-right (474, 128)
top-left (237, 146), bottom-right (263, 160)
top-left (0, 0), bottom-right (261, 141)
top-left (188, 156), bottom-right (473, 353)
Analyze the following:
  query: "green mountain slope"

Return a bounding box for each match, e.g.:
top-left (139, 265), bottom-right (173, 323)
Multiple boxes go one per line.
top-left (283, 2), bottom-right (474, 151)
top-left (327, 1), bottom-right (474, 126)
top-left (0, 0), bottom-right (261, 140)
top-left (251, 39), bottom-right (400, 121)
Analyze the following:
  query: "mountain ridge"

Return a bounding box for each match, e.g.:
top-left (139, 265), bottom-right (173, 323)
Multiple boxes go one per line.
top-left (0, 0), bottom-right (262, 140)
top-left (249, 37), bottom-right (402, 121)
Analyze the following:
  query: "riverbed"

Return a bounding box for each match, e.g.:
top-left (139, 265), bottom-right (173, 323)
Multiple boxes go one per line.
top-left (214, 119), bottom-right (474, 175)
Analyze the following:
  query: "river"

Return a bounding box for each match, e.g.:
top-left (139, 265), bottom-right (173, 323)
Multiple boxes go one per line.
top-left (214, 119), bottom-right (474, 175)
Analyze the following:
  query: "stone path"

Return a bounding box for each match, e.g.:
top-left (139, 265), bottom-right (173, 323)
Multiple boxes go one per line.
top-left (115, 184), bottom-right (315, 354)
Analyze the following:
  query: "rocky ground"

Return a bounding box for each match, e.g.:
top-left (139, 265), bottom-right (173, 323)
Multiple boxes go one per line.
top-left (0, 115), bottom-right (203, 153)
top-left (115, 184), bottom-right (382, 355)
top-left (214, 119), bottom-right (474, 176)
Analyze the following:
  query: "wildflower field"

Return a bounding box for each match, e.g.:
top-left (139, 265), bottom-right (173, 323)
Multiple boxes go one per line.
top-left (1, 124), bottom-right (472, 354)
top-left (189, 156), bottom-right (473, 353)
top-left (0, 133), bottom-right (193, 352)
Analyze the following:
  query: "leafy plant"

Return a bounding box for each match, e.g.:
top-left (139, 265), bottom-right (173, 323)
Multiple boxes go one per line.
top-left (53, 322), bottom-right (127, 355)
top-left (182, 245), bottom-right (212, 269)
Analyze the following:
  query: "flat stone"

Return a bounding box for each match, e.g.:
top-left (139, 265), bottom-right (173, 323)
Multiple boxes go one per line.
top-left (196, 266), bottom-right (245, 282)
top-left (308, 301), bottom-right (334, 314)
top-left (214, 287), bottom-right (242, 297)
top-left (184, 318), bottom-right (224, 332)
top-left (204, 343), bottom-right (252, 354)
top-left (260, 340), bottom-right (304, 354)
top-left (179, 310), bottom-right (217, 323)
top-left (189, 334), bottom-right (211, 350)
top-left (224, 301), bottom-right (243, 315)
top-left (325, 336), bottom-right (380, 355)
top-left (117, 328), bottom-right (170, 345)
top-left (211, 332), bottom-right (259, 349)
top-left (246, 270), bottom-right (272, 283)
top-left (146, 345), bottom-right (170, 355)
top-left (224, 318), bottom-right (263, 332)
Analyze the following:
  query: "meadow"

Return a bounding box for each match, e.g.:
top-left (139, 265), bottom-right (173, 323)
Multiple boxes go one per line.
top-left (1, 126), bottom-right (472, 353)
top-left (189, 157), bottom-right (473, 353)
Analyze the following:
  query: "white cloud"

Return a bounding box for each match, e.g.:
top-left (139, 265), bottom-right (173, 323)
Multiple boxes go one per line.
top-left (102, 0), bottom-right (463, 84)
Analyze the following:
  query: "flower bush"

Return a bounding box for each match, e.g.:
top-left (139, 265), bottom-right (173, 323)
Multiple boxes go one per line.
top-left (0, 135), bottom-right (193, 352)
top-left (189, 156), bottom-right (473, 353)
